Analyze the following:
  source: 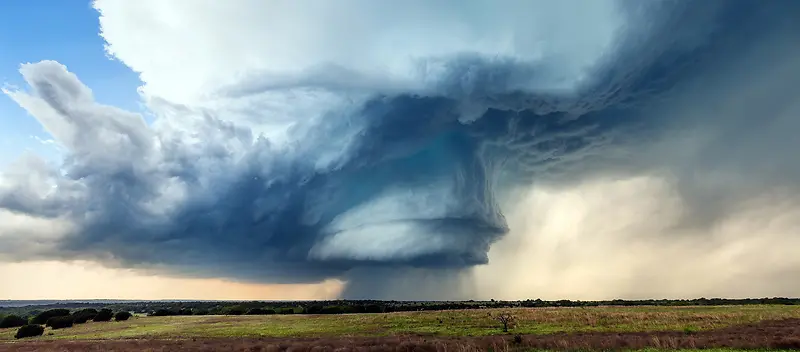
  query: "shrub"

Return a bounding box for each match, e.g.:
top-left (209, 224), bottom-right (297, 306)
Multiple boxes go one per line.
top-left (193, 309), bottom-right (209, 316)
top-left (46, 316), bottom-right (74, 329)
top-left (93, 309), bottom-right (114, 322)
top-left (114, 311), bottom-right (132, 321)
top-left (178, 308), bottom-right (194, 316)
top-left (304, 305), bottom-right (323, 314)
top-left (246, 308), bottom-right (275, 315)
top-left (364, 304), bottom-right (384, 313)
top-left (31, 309), bottom-right (70, 325)
top-left (72, 315), bottom-right (91, 324)
top-left (513, 334), bottom-right (523, 344)
top-left (14, 325), bottom-right (44, 339)
top-left (346, 305), bottom-right (365, 314)
top-left (224, 306), bottom-right (245, 315)
top-left (149, 309), bottom-right (176, 317)
top-left (0, 315), bottom-right (28, 328)
top-left (71, 309), bottom-right (98, 324)
top-left (279, 308), bottom-right (295, 314)
top-left (320, 306), bottom-right (344, 314)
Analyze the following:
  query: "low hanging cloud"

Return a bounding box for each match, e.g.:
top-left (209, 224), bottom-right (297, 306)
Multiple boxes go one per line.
top-left (1, 0), bottom-right (800, 299)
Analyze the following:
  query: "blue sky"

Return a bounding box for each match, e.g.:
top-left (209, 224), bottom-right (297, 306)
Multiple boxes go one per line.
top-left (0, 0), bottom-right (142, 167)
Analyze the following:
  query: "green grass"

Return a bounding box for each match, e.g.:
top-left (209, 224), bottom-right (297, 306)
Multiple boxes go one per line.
top-left (526, 350), bottom-right (800, 352)
top-left (611, 350), bottom-right (797, 352)
top-left (1, 305), bottom-right (799, 341)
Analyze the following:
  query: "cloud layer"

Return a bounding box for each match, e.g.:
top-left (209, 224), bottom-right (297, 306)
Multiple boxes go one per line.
top-left (2, 0), bottom-right (800, 299)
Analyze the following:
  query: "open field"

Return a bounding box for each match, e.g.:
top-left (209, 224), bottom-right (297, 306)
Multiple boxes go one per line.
top-left (4, 305), bottom-right (800, 340)
top-left (1, 305), bottom-right (799, 351)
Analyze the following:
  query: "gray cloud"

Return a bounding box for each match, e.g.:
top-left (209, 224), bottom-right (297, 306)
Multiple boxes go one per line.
top-left (1, 0), bottom-right (800, 299)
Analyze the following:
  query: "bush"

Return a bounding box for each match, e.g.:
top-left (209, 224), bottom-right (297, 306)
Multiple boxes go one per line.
top-left (72, 315), bottom-right (91, 324)
top-left (114, 311), bottom-right (132, 321)
top-left (93, 309), bottom-right (114, 322)
top-left (513, 334), bottom-right (523, 344)
top-left (178, 308), bottom-right (194, 316)
top-left (364, 304), bottom-right (384, 313)
top-left (0, 315), bottom-right (27, 329)
top-left (46, 316), bottom-right (74, 329)
top-left (246, 308), bottom-right (275, 315)
top-left (320, 306), bottom-right (344, 314)
top-left (149, 309), bottom-right (176, 317)
top-left (208, 306), bottom-right (225, 315)
top-left (304, 305), bottom-right (323, 314)
top-left (224, 306), bottom-right (245, 315)
top-left (0, 315), bottom-right (28, 328)
top-left (14, 325), bottom-right (44, 339)
top-left (193, 309), bottom-right (209, 316)
top-left (279, 308), bottom-right (295, 314)
top-left (347, 305), bottom-right (366, 314)
top-left (31, 309), bottom-right (70, 325)
top-left (71, 309), bottom-right (98, 324)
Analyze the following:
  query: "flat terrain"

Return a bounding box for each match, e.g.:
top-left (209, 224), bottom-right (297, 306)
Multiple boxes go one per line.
top-left (4, 305), bottom-right (800, 340)
top-left (1, 305), bottom-right (799, 351)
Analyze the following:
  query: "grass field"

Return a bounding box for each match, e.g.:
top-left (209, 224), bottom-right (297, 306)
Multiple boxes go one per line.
top-left (2, 305), bottom-right (800, 341)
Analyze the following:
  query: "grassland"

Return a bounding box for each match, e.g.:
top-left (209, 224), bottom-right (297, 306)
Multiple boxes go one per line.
top-left (2, 305), bottom-right (800, 341)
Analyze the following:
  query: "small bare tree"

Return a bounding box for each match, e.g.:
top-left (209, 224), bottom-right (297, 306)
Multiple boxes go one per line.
top-left (495, 312), bottom-right (516, 332)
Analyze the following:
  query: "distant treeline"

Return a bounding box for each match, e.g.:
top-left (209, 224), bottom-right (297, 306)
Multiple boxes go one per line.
top-left (2, 297), bottom-right (799, 318)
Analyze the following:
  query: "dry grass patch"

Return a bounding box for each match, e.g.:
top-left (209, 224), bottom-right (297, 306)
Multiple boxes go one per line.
top-left (0, 305), bottom-right (798, 341)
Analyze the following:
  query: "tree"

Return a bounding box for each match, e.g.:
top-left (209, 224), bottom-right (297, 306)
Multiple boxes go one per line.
top-left (72, 309), bottom-right (98, 324)
top-left (304, 305), bottom-right (323, 314)
top-left (364, 304), bottom-right (384, 313)
top-left (93, 309), bottom-right (114, 322)
top-left (0, 315), bottom-right (27, 329)
top-left (31, 309), bottom-right (70, 325)
top-left (224, 306), bottom-right (245, 315)
top-left (46, 316), bottom-right (74, 329)
top-left (495, 312), bottom-right (516, 332)
top-left (320, 306), bottom-right (343, 314)
top-left (14, 325), bottom-right (44, 339)
top-left (114, 311), bottom-right (132, 321)
top-left (149, 309), bottom-right (176, 316)
top-left (246, 308), bottom-right (275, 315)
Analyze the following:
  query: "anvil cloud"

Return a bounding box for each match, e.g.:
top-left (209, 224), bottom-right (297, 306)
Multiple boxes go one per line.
top-left (2, 0), bottom-right (800, 299)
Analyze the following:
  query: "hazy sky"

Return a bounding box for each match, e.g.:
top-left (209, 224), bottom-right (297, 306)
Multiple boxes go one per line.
top-left (1, 0), bottom-right (799, 300)
top-left (0, 261), bottom-right (342, 300)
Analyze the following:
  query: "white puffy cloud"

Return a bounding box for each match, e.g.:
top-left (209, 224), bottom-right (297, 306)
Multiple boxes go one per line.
top-left (93, 0), bottom-right (624, 111)
top-left (5, 61), bottom-right (155, 167)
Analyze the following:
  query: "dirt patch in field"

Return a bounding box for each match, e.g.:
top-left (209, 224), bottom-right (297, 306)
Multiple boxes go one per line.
top-left (1, 318), bottom-right (799, 351)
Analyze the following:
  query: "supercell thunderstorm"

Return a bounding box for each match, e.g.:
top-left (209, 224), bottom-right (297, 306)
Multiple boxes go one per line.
top-left (2, 0), bottom-right (800, 299)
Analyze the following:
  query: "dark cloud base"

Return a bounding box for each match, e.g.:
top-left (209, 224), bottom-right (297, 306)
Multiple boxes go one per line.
top-left (1, 0), bottom-right (799, 299)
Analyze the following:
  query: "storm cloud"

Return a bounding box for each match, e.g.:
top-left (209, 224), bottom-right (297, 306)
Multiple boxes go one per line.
top-left (2, 0), bottom-right (800, 299)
